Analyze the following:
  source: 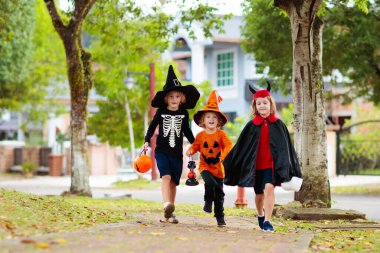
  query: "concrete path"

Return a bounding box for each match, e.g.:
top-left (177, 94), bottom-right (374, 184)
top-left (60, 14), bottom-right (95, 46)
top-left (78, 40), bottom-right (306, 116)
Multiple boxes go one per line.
top-left (0, 214), bottom-right (313, 253)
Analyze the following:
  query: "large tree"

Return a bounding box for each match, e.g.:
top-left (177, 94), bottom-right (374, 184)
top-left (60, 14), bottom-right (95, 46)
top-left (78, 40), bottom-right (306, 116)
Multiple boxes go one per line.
top-left (44, 0), bottom-right (97, 196)
top-left (242, 0), bottom-right (369, 207)
top-left (44, 0), bottom-right (228, 196)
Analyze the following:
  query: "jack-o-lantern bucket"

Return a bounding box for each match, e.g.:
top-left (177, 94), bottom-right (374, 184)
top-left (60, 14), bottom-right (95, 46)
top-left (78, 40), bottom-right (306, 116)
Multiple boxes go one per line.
top-left (134, 150), bottom-right (152, 173)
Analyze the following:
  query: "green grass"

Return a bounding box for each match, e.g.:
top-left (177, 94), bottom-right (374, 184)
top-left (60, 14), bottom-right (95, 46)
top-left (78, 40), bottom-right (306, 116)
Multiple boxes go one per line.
top-left (331, 184), bottom-right (380, 195)
top-left (0, 189), bottom-right (162, 239)
top-left (308, 230), bottom-right (380, 252)
top-left (112, 178), bottom-right (161, 189)
top-left (1, 189), bottom-right (380, 252)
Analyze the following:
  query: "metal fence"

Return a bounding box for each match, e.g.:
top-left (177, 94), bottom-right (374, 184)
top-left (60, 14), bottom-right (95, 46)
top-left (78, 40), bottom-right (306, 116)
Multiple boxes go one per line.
top-left (336, 120), bottom-right (380, 175)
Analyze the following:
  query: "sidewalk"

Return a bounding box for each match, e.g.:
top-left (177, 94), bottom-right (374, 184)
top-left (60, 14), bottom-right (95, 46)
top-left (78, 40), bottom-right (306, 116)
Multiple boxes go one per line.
top-left (1, 213), bottom-right (313, 253)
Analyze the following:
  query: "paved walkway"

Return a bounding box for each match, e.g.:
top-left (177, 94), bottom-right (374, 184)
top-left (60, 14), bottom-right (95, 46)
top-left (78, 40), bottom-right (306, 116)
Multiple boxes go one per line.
top-left (1, 214), bottom-right (313, 253)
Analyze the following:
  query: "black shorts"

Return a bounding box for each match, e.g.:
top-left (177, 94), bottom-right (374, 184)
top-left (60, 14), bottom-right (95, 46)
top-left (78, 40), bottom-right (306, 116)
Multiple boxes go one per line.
top-left (155, 151), bottom-right (183, 185)
top-left (254, 168), bottom-right (274, 194)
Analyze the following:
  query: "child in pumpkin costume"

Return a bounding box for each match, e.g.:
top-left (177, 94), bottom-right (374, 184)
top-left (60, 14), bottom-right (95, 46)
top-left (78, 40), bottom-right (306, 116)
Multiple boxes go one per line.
top-left (186, 91), bottom-right (232, 226)
top-left (223, 82), bottom-right (302, 232)
top-left (144, 65), bottom-right (200, 224)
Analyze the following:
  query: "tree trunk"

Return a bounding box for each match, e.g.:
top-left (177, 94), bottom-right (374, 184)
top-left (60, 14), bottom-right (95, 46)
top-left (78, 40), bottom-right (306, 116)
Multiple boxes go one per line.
top-left (44, 0), bottom-right (96, 196)
top-left (276, 0), bottom-right (331, 207)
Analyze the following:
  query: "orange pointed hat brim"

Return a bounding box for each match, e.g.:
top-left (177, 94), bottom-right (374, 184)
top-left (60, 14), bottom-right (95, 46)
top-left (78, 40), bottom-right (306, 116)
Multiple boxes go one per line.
top-left (193, 90), bottom-right (228, 127)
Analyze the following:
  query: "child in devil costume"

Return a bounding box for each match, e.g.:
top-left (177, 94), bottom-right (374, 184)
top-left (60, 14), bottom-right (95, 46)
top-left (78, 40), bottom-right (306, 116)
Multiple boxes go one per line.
top-left (144, 65), bottom-right (200, 224)
top-left (186, 90), bottom-right (232, 226)
top-left (223, 82), bottom-right (301, 232)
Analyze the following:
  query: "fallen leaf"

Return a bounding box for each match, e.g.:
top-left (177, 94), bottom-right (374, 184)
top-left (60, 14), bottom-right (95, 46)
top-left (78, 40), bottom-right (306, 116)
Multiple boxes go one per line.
top-left (150, 232), bottom-right (166, 236)
top-left (53, 238), bottom-right (67, 243)
top-left (175, 236), bottom-right (188, 240)
top-left (35, 242), bottom-right (50, 249)
top-left (21, 239), bottom-right (36, 244)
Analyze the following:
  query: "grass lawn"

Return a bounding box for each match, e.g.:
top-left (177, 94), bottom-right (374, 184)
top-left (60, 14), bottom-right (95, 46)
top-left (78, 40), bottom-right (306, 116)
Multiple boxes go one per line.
top-left (331, 184), bottom-right (380, 195)
top-left (1, 189), bottom-right (379, 252)
top-left (112, 178), bottom-right (161, 189)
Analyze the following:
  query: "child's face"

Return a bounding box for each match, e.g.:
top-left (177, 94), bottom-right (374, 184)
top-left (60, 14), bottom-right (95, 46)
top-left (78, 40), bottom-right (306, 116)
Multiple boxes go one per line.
top-left (255, 97), bottom-right (271, 117)
top-left (166, 91), bottom-right (181, 110)
top-left (203, 112), bottom-right (219, 131)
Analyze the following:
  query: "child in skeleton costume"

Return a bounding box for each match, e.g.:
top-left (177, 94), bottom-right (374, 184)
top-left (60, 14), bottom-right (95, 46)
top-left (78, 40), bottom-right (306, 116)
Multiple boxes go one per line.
top-left (144, 65), bottom-right (200, 224)
top-left (186, 91), bottom-right (232, 226)
top-left (223, 82), bottom-right (302, 232)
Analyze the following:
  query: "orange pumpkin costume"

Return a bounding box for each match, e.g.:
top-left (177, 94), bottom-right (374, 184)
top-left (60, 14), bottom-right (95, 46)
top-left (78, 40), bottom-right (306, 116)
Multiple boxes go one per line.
top-left (188, 130), bottom-right (232, 178)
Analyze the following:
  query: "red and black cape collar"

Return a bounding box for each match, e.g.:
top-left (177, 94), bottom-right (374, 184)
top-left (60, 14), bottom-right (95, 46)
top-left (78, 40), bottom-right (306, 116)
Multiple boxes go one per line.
top-left (252, 114), bottom-right (278, 126)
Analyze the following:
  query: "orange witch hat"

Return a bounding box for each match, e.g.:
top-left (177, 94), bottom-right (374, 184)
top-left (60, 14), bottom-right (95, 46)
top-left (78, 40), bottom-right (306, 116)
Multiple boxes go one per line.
top-left (193, 90), bottom-right (228, 127)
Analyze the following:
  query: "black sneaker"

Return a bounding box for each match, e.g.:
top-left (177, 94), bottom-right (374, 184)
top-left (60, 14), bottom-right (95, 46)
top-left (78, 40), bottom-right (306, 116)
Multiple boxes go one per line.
top-left (216, 216), bottom-right (226, 226)
top-left (203, 201), bottom-right (212, 213)
top-left (258, 216), bottom-right (265, 229)
top-left (262, 221), bottom-right (274, 232)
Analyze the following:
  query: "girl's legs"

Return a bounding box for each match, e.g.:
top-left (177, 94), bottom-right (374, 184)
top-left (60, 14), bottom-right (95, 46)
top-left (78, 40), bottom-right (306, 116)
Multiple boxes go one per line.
top-left (263, 183), bottom-right (275, 221)
top-left (168, 178), bottom-right (177, 203)
top-left (161, 175), bottom-right (172, 203)
top-left (255, 194), bottom-right (265, 216)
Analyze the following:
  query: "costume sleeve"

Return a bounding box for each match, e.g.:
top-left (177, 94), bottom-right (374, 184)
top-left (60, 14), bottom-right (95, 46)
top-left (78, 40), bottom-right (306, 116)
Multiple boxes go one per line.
top-left (220, 130), bottom-right (233, 161)
top-left (182, 110), bottom-right (195, 144)
top-left (188, 133), bottom-right (201, 154)
top-left (144, 109), bottom-right (160, 144)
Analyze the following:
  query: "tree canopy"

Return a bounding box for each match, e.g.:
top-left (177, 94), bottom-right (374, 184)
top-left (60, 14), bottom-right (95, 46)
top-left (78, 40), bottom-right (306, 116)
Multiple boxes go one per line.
top-left (241, 0), bottom-right (380, 103)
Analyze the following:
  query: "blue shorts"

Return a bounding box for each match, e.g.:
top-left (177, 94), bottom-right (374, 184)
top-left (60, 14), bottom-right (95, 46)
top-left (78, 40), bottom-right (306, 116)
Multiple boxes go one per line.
top-left (155, 151), bottom-right (183, 185)
top-left (254, 168), bottom-right (274, 194)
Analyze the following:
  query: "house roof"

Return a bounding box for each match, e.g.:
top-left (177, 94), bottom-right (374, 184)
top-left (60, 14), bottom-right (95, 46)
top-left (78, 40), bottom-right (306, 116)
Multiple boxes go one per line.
top-left (212, 16), bottom-right (243, 41)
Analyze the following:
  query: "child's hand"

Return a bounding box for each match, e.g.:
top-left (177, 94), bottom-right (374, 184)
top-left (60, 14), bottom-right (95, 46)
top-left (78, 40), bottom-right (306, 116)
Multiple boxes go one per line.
top-left (186, 150), bottom-right (192, 157)
top-left (143, 142), bottom-right (149, 151)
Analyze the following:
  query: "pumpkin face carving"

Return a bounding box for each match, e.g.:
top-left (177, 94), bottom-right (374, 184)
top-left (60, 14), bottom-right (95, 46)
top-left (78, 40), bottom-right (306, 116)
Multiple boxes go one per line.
top-left (201, 140), bottom-right (221, 165)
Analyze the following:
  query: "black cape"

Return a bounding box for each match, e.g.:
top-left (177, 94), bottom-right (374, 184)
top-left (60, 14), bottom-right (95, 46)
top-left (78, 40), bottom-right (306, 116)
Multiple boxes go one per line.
top-left (223, 119), bottom-right (302, 187)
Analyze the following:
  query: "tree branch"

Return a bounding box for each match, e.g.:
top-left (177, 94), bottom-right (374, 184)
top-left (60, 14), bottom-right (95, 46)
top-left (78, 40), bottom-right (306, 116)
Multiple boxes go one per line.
top-left (44, 0), bottom-right (66, 38)
top-left (69, 0), bottom-right (97, 31)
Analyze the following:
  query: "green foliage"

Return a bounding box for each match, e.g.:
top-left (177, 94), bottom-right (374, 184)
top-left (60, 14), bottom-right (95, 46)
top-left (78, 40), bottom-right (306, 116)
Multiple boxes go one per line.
top-left (224, 116), bottom-right (249, 144)
top-left (280, 103), bottom-right (294, 130)
top-left (187, 80), bottom-right (212, 120)
top-left (86, 0), bottom-right (223, 148)
top-left (0, 0), bottom-right (36, 110)
top-left (21, 0), bottom-right (67, 126)
top-left (241, 0), bottom-right (292, 92)
top-left (241, 0), bottom-right (380, 103)
top-left (21, 162), bottom-right (37, 175)
top-left (324, 1), bottom-right (380, 104)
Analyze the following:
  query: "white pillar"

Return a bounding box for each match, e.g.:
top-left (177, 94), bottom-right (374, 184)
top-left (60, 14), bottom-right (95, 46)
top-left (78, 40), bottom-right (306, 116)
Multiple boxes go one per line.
top-left (191, 43), bottom-right (205, 84)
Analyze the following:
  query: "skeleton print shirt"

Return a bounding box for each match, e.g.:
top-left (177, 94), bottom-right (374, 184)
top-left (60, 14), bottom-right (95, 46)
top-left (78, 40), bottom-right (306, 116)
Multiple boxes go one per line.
top-left (145, 108), bottom-right (195, 157)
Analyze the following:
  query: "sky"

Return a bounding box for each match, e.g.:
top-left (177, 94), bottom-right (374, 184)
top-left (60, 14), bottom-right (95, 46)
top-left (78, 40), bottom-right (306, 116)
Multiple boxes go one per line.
top-left (59, 0), bottom-right (244, 15)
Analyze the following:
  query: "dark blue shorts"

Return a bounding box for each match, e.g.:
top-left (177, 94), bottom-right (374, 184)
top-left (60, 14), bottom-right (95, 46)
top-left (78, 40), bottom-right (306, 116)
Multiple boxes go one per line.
top-left (155, 151), bottom-right (183, 185)
top-left (254, 168), bottom-right (274, 194)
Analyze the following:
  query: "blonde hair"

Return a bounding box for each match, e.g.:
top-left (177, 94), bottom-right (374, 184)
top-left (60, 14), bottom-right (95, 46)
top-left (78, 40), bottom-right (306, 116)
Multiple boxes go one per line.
top-left (164, 90), bottom-right (186, 105)
top-left (198, 112), bottom-right (223, 129)
top-left (251, 96), bottom-right (277, 116)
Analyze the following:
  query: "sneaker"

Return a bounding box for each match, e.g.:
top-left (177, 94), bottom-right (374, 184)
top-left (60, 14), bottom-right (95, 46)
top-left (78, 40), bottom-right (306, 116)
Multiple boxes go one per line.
top-left (203, 201), bottom-right (212, 213)
top-left (258, 216), bottom-right (265, 229)
top-left (216, 216), bottom-right (226, 226)
top-left (262, 221), bottom-right (274, 232)
top-left (164, 203), bottom-right (175, 219)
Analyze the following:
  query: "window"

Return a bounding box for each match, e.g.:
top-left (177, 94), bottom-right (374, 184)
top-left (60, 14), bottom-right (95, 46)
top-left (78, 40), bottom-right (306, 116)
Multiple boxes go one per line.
top-left (217, 52), bottom-right (234, 87)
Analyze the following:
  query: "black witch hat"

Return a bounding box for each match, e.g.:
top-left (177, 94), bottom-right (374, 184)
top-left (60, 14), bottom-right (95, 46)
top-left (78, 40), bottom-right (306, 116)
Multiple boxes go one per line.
top-left (151, 65), bottom-right (200, 109)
